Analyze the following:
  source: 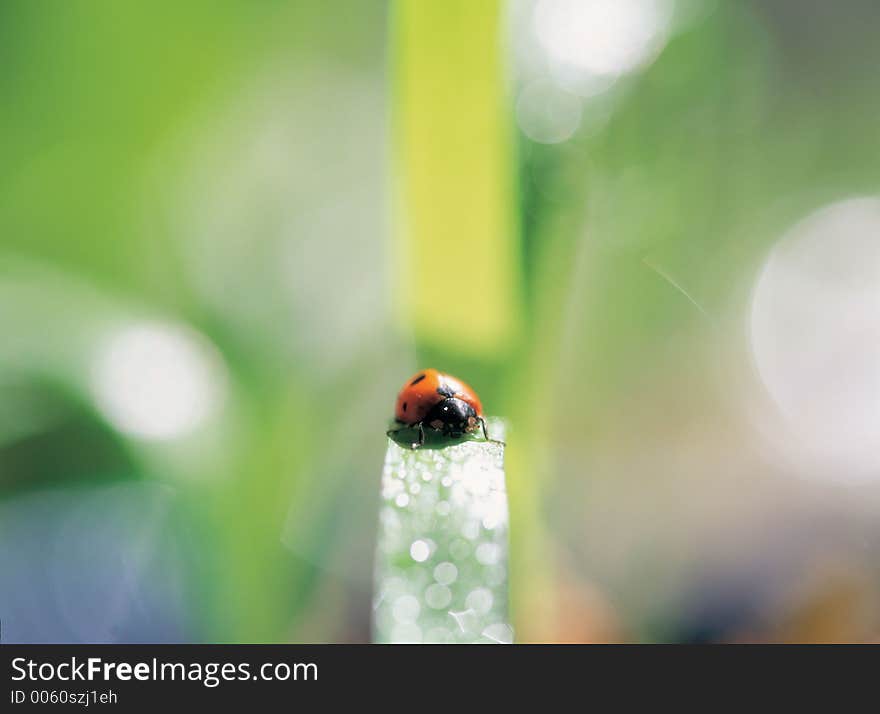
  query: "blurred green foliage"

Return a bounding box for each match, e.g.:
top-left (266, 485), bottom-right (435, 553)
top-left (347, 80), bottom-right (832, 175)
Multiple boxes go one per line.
top-left (392, 0), bottom-right (521, 356)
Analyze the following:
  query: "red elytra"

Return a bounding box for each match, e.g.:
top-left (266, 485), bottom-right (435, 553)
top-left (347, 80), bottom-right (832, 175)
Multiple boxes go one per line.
top-left (393, 368), bottom-right (483, 425)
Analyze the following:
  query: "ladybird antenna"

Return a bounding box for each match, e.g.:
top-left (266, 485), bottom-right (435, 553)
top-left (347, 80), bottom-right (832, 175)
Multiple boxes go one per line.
top-left (478, 416), bottom-right (506, 446)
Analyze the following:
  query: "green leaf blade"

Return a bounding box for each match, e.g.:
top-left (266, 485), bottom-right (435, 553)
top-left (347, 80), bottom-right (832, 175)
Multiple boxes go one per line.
top-left (373, 418), bottom-right (512, 644)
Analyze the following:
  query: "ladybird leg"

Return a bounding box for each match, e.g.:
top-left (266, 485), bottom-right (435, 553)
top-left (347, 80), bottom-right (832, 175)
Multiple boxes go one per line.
top-left (411, 422), bottom-right (425, 450)
top-left (387, 424), bottom-right (424, 449)
top-left (478, 417), bottom-right (506, 446)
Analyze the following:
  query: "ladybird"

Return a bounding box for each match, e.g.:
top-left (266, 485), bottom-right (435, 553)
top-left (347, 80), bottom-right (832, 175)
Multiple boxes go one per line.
top-left (387, 369), bottom-right (501, 449)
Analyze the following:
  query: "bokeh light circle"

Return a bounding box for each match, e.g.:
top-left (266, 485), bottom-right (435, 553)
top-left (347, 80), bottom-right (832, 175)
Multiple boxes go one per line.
top-left (750, 197), bottom-right (880, 482)
top-left (90, 321), bottom-right (227, 441)
top-left (516, 80), bottom-right (582, 144)
top-left (534, 0), bottom-right (674, 79)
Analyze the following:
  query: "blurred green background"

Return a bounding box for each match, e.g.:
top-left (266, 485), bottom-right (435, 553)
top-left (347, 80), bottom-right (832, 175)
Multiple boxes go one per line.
top-left (3, 0), bottom-right (880, 643)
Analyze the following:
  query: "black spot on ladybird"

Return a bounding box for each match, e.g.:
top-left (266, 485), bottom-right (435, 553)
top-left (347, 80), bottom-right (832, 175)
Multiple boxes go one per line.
top-left (402, 402), bottom-right (407, 412)
top-left (410, 373), bottom-right (426, 386)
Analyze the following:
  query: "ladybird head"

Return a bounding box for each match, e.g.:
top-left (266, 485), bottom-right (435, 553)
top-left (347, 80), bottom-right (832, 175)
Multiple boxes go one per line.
top-left (424, 397), bottom-right (478, 437)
